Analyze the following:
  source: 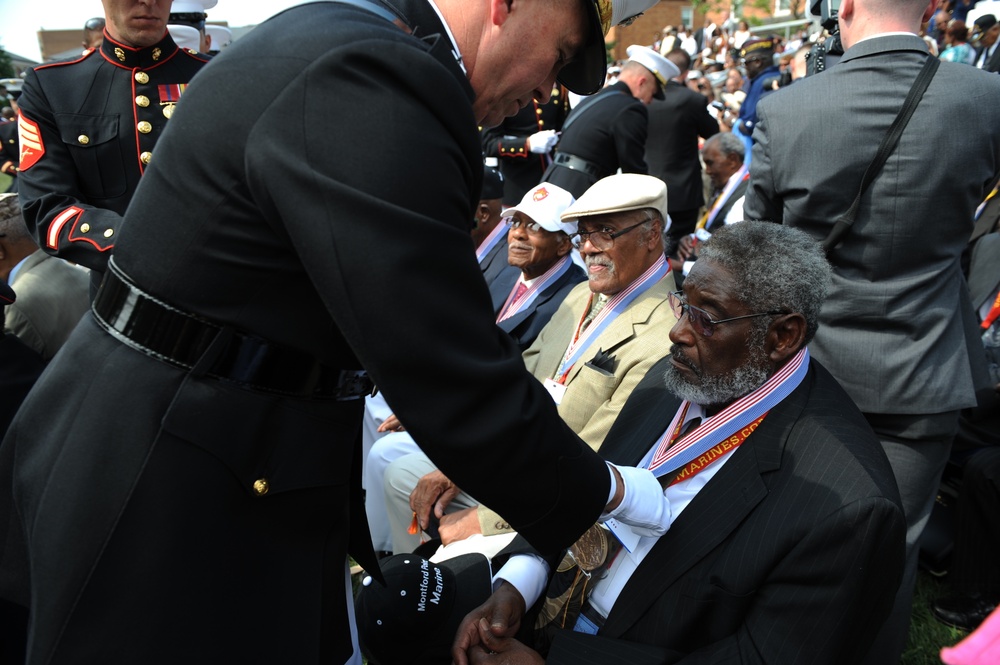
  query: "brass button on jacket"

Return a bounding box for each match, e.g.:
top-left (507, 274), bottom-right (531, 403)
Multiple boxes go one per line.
top-left (253, 478), bottom-right (270, 496)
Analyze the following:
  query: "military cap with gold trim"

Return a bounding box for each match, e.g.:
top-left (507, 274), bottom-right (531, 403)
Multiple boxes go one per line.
top-left (558, 0), bottom-right (662, 96)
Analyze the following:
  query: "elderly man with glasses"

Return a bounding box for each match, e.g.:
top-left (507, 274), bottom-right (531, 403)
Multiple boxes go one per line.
top-left (453, 221), bottom-right (905, 665)
top-left (381, 173), bottom-right (677, 556)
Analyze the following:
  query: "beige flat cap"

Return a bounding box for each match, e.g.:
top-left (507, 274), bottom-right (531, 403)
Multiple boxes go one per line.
top-left (561, 173), bottom-right (668, 223)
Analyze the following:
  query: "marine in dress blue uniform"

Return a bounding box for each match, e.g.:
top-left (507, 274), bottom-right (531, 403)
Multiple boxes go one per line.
top-left (16, 27), bottom-right (208, 292)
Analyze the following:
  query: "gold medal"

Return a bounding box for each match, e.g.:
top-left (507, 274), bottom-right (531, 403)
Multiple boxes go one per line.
top-left (162, 104), bottom-right (175, 119)
top-left (568, 524), bottom-right (613, 573)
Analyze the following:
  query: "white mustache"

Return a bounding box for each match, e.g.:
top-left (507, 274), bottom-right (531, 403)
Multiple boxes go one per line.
top-left (585, 256), bottom-right (614, 269)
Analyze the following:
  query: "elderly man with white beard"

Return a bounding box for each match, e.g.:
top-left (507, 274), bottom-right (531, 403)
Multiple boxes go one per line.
top-left (382, 174), bottom-right (678, 556)
top-left (453, 221), bottom-right (906, 665)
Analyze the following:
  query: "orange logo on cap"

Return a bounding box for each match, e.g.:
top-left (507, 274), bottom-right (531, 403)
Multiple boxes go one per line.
top-left (533, 187), bottom-right (549, 201)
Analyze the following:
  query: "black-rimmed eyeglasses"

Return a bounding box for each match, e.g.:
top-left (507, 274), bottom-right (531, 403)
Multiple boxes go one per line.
top-left (668, 291), bottom-right (785, 337)
top-left (571, 221), bottom-right (645, 250)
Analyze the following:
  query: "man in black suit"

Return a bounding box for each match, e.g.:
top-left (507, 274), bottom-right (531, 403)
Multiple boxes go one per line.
top-left (454, 221), bottom-right (904, 665)
top-left (2, 1), bottom-right (670, 663)
top-left (643, 48), bottom-right (719, 244)
top-left (542, 45), bottom-right (679, 198)
top-left (973, 13), bottom-right (1000, 71)
top-left (0, 282), bottom-right (44, 665)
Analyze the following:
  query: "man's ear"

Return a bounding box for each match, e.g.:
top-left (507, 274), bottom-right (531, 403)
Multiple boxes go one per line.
top-left (766, 313), bottom-right (808, 366)
top-left (490, 0), bottom-right (513, 27)
top-left (839, 0), bottom-right (855, 21)
top-left (921, 0), bottom-right (940, 25)
top-left (557, 234), bottom-right (573, 257)
top-left (476, 202), bottom-right (491, 223)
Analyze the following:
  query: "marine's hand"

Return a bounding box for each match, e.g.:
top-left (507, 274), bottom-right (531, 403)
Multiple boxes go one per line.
top-left (376, 413), bottom-right (406, 433)
top-left (409, 469), bottom-right (460, 529)
top-left (602, 463), bottom-right (671, 537)
top-left (526, 129), bottom-right (558, 154)
top-left (439, 506), bottom-right (482, 545)
top-left (452, 582), bottom-right (528, 665)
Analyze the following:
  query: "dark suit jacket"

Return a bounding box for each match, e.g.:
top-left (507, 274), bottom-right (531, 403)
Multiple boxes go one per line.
top-left (976, 43), bottom-right (1000, 72)
top-left (4, 2), bottom-right (611, 663)
top-left (542, 82), bottom-right (648, 197)
top-left (480, 234), bottom-right (516, 288)
top-left (546, 357), bottom-right (905, 664)
top-left (746, 34), bottom-right (1000, 414)
top-left (489, 263), bottom-right (586, 350)
top-left (644, 81), bottom-right (719, 214)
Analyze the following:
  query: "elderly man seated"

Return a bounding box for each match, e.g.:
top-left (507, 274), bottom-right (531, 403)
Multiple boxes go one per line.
top-left (365, 182), bottom-right (588, 551)
top-left (453, 221), bottom-right (905, 665)
top-left (383, 174), bottom-right (677, 556)
top-left (675, 132), bottom-right (747, 278)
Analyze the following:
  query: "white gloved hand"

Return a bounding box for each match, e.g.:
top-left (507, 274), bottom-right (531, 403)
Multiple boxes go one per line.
top-left (526, 129), bottom-right (558, 154)
top-left (600, 463), bottom-right (672, 537)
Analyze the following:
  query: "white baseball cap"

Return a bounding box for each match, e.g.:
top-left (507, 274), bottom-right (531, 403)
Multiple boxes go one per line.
top-left (505, 184), bottom-right (578, 236)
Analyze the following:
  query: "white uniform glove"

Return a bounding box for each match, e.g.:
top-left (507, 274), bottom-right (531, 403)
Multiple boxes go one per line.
top-left (600, 463), bottom-right (672, 537)
top-left (526, 129), bottom-right (559, 154)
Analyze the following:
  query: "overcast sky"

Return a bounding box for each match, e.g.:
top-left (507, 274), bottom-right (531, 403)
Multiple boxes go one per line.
top-left (0, 0), bottom-right (311, 62)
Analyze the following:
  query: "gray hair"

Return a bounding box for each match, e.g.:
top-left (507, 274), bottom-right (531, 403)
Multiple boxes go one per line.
top-left (704, 132), bottom-right (745, 161)
top-left (0, 193), bottom-right (31, 243)
top-left (696, 221), bottom-right (831, 344)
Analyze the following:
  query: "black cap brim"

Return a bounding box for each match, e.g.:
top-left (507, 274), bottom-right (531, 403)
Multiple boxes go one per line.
top-left (557, 0), bottom-right (606, 96)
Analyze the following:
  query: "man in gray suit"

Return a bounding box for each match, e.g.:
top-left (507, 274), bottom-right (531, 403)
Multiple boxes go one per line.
top-left (0, 194), bottom-right (89, 360)
top-left (744, 0), bottom-right (1000, 660)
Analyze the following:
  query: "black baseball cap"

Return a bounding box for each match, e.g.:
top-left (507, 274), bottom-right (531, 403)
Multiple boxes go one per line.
top-left (354, 553), bottom-right (493, 665)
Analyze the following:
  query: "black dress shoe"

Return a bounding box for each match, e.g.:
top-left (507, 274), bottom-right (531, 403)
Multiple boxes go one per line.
top-left (932, 592), bottom-right (999, 631)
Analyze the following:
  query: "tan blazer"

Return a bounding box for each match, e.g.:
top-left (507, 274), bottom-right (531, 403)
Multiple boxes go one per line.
top-left (479, 275), bottom-right (677, 534)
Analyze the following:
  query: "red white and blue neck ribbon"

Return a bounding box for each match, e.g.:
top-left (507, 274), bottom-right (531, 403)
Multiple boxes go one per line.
top-left (475, 223), bottom-right (509, 264)
top-left (642, 347), bottom-right (810, 478)
top-left (554, 254), bottom-right (670, 381)
top-left (497, 255), bottom-right (573, 323)
top-left (703, 165), bottom-right (749, 230)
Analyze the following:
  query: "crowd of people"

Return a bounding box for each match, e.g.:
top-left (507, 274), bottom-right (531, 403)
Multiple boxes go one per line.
top-left (0, 0), bottom-right (999, 664)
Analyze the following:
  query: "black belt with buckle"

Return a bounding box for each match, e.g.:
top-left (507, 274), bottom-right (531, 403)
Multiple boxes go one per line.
top-left (553, 152), bottom-right (608, 179)
top-left (92, 260), bottom-right (372, 400)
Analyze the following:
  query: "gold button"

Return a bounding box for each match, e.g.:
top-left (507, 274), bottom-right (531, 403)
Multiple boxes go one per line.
top-left (140, 151), bottom-right (152, 164)
top-left (536, 108), bottom-right (542, 115)
top-left (103, 228), bottom-right (114, 238)
top-left (135, 95), bottom-right (150, 107)
top-left (79, 223), bottom-right (91, 233)
top-left (135, 71), bottom-right (149, 84)
top-left (538, 120), bottom-right (545, 127)
top-left (137, 121), bottom-right (152, 134)
top-left (77, 134), bottom-right (90, 145)
top-left (253, 478), bottom-right (269, 496)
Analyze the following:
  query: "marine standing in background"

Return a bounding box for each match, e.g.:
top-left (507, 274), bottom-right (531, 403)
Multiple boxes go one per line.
top-left (482, 85), bottom-right (572, 206)
top-left (16, 0), bottom-right (208, 294)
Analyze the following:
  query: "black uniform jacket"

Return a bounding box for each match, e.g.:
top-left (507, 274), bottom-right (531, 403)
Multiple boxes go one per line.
top-left (542, 81), bottom-right (649, 197)
top-left (4, 2), bottom-right (610, 663)
top-left (0, 120), bottom-right (18, 191)
top-left (16, 30), bottom-right (208, 273)
top-left (482, 88), bottom-right (571, 206)
top-left (644, 81), bottom-right (719, 214)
